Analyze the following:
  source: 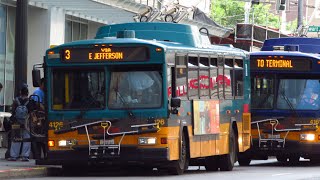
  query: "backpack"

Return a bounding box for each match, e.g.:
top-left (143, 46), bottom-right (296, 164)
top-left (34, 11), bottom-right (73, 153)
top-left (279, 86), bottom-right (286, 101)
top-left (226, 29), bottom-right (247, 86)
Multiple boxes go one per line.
top-left (15, 97), bottom-right (29, 125)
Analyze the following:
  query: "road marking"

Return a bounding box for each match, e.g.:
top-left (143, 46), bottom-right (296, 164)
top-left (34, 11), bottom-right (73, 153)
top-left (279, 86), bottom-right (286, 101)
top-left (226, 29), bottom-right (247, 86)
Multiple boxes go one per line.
top-left (272, 173), bottom-right (292, 176)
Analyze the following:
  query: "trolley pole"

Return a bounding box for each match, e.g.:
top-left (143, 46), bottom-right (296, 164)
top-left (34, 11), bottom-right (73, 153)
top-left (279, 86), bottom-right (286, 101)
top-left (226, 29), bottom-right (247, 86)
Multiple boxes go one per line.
top-left (14, 0), bottom-right (29, 97)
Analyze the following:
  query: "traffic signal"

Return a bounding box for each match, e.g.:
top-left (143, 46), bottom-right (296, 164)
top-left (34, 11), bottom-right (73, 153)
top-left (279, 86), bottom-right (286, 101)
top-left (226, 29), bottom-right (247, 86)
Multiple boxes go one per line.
top-left (277, 0), bottom-right (286, 11)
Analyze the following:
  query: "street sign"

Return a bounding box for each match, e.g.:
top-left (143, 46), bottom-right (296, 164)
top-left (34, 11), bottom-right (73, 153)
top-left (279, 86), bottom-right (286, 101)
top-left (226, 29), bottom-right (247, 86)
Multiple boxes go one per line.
top-left (308, 26), bottom-right (320, 32)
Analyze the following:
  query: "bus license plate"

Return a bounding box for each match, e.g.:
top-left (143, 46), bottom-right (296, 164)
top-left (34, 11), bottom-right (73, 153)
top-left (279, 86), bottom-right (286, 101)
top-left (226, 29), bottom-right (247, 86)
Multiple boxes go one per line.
top-left (267, 134), bottom-right (280, 139)
top-left (100, 139), bottom-right (114, 145)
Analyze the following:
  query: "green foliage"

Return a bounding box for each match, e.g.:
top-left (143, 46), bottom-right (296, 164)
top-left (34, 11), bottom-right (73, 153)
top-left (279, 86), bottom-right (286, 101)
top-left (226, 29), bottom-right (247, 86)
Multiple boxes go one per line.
top-left (211, 0), bottom-right (280, 29)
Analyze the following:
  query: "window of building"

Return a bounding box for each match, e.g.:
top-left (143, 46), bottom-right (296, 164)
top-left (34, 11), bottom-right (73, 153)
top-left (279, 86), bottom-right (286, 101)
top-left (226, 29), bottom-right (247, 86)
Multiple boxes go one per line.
top-left (65, 15), bottom-right (88, 43)
top-left (0, 4), bottom-right (15, 109)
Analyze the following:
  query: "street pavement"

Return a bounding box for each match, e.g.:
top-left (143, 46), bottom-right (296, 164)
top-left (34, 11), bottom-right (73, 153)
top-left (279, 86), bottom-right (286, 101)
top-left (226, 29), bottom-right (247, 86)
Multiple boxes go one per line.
top-left (0, 148), bottom-right (48, 179)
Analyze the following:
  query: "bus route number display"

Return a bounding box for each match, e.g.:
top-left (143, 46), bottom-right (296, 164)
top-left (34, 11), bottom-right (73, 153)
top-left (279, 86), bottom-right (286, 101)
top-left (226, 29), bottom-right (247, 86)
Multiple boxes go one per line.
top-left (251, 57), bottom-right (311, 71)
top-left (61, 46), bottom-right (149, 62)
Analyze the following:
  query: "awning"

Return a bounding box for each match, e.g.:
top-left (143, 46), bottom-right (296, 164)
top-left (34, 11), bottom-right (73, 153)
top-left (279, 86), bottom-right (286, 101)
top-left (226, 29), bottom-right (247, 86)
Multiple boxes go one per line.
top-left (28, 0), bottom-right (136, 24)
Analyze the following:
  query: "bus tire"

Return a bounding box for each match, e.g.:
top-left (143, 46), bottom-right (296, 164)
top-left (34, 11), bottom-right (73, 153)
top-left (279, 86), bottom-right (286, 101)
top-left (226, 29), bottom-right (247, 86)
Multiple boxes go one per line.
top-left (204, 156), bottom-right (218, 171)
top-left (167, 132), bottom-right (189, 175)
top-left (289, 155), bottom-right (300, 164)
top-left (276, 155), bottom-right (287, 163)
top-left (219, 129), bottom-right (236, 171)
top-left (238, 156), bottom-right (251, 166)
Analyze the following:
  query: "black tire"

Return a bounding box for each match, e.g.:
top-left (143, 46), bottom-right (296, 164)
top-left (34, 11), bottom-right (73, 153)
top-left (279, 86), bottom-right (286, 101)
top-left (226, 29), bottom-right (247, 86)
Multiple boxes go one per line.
top-left (276, 155), bottom-right (287, 163)
top-left (238, 156), bottom-right (251, 166)
top-left (167, 132), bottom-right (189, 175)
top-left (289, 156), bottom-right (300, 164)
top-left (219, 129), bottom-right (237, 171)
top-left (205, 156), bottom-right (218, 171)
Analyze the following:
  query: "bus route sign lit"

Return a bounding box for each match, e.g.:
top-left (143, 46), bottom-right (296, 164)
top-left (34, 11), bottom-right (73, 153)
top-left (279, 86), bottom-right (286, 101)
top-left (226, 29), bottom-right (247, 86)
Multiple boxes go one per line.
top-left (251, 56), bottom-right (312, 71)
top-left (61, 46), bottom-right (149, 62)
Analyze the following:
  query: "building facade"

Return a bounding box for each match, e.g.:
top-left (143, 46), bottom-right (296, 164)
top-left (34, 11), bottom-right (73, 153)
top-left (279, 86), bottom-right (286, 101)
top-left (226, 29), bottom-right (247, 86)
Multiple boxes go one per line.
top-left (0, 0), bottom-right (136, 109)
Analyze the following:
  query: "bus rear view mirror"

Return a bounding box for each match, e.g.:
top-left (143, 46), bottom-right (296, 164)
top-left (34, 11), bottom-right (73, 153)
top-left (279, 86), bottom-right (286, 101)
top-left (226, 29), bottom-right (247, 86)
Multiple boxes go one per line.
top-left (32, 69), bottom-right (41, 87)
top-left (171, 97), bottom-right (181, 108)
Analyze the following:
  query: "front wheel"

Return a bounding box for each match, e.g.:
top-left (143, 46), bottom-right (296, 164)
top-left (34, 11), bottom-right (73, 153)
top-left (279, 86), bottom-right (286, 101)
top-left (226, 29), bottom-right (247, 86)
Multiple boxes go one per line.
top-left (160, 132), bottom-right (189, 175)
top-left (276, 155), bottom-right (287, 163)
top-left (219, 130), bottom-right (237, 171)
top-left (238, 156), bottom-right (251, 166)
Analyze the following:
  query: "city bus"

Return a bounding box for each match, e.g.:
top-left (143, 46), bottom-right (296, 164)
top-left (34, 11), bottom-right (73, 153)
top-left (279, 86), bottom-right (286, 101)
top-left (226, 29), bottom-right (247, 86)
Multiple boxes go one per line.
top-left (33, 22), bottom-right (251, 174)
top-left (241, 38), bottom-right (320, 165)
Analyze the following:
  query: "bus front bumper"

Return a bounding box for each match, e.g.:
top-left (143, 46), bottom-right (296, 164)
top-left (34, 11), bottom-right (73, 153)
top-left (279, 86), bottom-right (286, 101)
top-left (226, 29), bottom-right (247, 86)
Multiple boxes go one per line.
top-left (251, 139), bottom-right (320, 157)
top-left (36, 145), bottom-right (169, 166)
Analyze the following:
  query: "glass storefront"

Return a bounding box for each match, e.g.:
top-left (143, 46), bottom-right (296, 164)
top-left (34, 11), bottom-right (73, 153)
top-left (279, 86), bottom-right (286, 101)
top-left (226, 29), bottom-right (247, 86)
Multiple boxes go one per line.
top-left (0, 4), bottom-right (15, 111)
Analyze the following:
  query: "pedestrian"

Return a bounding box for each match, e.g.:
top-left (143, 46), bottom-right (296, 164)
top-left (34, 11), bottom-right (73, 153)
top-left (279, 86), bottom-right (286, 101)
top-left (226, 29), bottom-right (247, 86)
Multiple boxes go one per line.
top-left (32, 78), bottom-right (44, 105)
top-left (31, 78), bottom-right (46, 159)
top-left (7, 84), bottom-right (34, 161)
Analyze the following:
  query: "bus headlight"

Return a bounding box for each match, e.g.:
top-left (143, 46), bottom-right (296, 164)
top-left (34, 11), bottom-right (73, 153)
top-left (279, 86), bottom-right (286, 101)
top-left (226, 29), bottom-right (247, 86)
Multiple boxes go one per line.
top-left (300, 134), bottom-right (315, 141)
top-left (58, 139), bottom-right (77, 147)
top-left (138, 137), bottom-right (156, 145)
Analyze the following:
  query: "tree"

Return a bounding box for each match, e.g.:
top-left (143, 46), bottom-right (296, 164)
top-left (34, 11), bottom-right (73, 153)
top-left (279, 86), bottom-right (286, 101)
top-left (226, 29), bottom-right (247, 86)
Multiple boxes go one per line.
top-left (211, 0), bottom-right (280, 29)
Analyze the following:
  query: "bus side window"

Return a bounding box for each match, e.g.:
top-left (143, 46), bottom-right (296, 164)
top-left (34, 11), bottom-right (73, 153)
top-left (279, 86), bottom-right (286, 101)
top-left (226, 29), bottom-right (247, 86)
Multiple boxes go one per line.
top-left (224, 58), bottom-right (233, 99)
top-left (175, 55), bottom-right (187, 99)
top-left (199, 56), bottom-right (210, 99)
top-left (210, 57), bottom-right (218, 99)
top-left (234, 59), bottom-right (244, 97)
top-left (188, 56), bottom-right (199, 99)
top-left (217, 56), bottom-right (224, 99)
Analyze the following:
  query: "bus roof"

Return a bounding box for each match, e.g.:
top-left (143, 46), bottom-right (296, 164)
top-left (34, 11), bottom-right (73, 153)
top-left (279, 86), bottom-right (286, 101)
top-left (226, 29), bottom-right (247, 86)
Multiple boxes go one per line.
top-left (261, 37), bottom-right (320, 54)
top-left (95, 22), bottom-right (212, 48)
top-left (49, 32), bottom-right (247, 57)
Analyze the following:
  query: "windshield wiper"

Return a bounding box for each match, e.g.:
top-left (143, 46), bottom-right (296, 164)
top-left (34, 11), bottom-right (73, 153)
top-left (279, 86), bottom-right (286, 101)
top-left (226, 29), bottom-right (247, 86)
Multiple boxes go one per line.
top-left (280, 90), bottom-right (300, 119)
top-left (114, 88), bottom-right (135, 119)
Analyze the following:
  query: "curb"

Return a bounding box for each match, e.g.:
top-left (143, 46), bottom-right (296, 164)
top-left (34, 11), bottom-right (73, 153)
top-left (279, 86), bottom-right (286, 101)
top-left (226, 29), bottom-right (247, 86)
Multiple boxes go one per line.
top-left (0, 167), bottom-right (47, 179)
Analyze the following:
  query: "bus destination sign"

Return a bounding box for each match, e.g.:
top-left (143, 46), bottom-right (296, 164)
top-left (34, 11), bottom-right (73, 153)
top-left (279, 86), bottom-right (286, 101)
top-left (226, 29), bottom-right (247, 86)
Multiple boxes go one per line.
top-left (251, 56), bottom-right (311, 71)
top-left (61, 46), bottom-right (149, 62)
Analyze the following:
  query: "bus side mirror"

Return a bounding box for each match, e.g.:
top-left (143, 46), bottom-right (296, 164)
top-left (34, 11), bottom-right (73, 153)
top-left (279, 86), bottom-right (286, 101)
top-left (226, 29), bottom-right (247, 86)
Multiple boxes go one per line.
top-left (32, 69), bottom-right (41, 87)
top-left (171, 97), bottom-right (181, 108)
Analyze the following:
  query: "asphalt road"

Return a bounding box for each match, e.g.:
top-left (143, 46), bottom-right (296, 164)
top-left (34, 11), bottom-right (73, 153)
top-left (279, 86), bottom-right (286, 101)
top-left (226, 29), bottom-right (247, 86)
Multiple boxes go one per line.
top-left (15, 158), bottom-right (320, 180)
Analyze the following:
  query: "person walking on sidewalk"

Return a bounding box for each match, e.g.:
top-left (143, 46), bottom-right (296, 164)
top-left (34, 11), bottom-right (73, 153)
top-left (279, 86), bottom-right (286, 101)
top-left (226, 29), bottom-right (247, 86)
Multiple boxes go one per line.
top-left (7, 84), bottom-right (34, 161)
top-left (31, 78), bottom-right (46, 159)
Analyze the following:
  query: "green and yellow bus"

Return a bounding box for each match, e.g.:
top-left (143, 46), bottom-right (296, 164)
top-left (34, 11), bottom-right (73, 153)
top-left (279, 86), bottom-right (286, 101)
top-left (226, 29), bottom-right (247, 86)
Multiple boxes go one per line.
top-left (33, 22), bottom-right (251, 174)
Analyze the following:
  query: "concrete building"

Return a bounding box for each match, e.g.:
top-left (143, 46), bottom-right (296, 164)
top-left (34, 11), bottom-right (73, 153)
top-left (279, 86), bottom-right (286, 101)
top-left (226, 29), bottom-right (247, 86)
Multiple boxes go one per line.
top-left (0, 0), bottom-right (223, 110)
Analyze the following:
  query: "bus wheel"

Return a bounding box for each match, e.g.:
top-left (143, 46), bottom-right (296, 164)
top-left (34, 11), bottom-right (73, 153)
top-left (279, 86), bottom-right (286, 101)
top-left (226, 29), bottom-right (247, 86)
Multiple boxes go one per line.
top-left (238, 156), bottom-right (251, 166)
top-left (289, 156), bottom-right (300, 164)
top-left (205, 156), bottom-right (218, 171)
top-left (167, 132), bottom-right (189, 175)
top-left (219, 130), bottom-right (236, 171)
top-left (276, 155), bottom-right (287, 163)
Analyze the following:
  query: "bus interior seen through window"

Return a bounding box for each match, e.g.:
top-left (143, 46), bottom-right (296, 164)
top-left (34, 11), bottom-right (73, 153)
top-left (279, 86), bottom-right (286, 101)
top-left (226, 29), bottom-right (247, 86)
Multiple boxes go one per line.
top-left (52, 69), bottom-right (105, 110)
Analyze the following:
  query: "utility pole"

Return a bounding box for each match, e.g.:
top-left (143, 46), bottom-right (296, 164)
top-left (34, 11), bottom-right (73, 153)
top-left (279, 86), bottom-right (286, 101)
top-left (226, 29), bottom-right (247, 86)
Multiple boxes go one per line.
top-left (297, 0), bottom-right (303, 29)
top-left (244, 2), bottom-right (251, 23)
top-left (14, 0), bottom-right (28, 97)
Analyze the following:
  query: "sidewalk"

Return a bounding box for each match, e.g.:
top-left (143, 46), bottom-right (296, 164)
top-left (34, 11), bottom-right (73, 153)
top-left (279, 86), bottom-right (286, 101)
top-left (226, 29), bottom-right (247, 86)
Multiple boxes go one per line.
top-left (0, 148), bottom-right (48, 179)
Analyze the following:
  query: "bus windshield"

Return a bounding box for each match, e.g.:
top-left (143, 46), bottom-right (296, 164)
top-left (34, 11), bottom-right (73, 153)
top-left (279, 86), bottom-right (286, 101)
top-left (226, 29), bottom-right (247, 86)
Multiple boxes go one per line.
top-left (108, 71), bottom-right (162, 109)
top-left (52, 69), bottom-right (105, 110)
top-left (251, 75), bottom-right (274, 109)
top-left (277, 79), bottom-right (320, 110)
